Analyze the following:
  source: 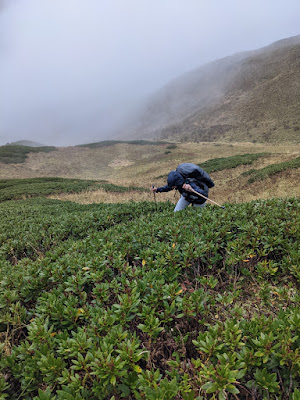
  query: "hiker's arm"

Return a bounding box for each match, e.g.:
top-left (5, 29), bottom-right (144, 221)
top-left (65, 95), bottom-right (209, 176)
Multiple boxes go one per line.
top-left (155, 184), bottom-right (173, 193)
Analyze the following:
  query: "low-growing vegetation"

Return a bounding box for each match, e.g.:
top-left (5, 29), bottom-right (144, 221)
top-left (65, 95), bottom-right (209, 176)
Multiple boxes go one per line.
top-left (200, 153), bottom-right (269, 174)
top-left (0, 188), bottom-right (299, 399)
top-left (0, 178), bottom-right (147, 202)
top-left (0, 145), bottom-right (56, 164)
top-left (166, 144), bottom-right (177, 150)
top-left (243, 156), bottom-right (300, 183)
top-left (155, 153), bottom-right (269, 180)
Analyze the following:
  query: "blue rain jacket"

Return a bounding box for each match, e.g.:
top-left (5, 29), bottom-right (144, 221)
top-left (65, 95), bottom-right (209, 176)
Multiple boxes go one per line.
top-left (156, 170), bottom-right (209, 205)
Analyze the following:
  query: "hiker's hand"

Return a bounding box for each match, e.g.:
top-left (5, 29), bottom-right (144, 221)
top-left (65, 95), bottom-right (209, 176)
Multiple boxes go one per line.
top-left (151, 186), bottom-right (157, 193)
top-left (183, 183), bottom-right (192, 192)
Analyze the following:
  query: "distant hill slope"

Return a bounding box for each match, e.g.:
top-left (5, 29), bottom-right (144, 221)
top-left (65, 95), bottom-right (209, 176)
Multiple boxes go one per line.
top-left (8, 140), bottom-right (46, 147)
top-left (123, 35), bottom-right (300, 143)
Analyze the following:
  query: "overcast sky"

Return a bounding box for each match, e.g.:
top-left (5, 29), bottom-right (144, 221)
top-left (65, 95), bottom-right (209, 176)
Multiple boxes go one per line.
top-left (0, 0), bottom-right (299, 146)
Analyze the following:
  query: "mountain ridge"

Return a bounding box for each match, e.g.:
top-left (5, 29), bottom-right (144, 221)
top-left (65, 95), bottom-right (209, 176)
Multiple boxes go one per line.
top-left (121, 35), bottom-right (300, 143)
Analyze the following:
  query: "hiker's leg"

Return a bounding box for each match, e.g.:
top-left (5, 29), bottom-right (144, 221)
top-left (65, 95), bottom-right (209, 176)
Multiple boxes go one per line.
top-left (174, 195), bottom-right (190, 212)
top-left (192, 202), bottom-right (206, 209)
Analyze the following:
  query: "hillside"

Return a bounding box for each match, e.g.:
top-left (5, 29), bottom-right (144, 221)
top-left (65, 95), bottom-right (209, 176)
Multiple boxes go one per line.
top-left (6, 140), bottom-right (46, 147)
top-left (121, 35), bottom-right (300, 143)
top-left (0, 141), bottom-right (299, 205)
top-left (0, 147), bottom-right (299, 399)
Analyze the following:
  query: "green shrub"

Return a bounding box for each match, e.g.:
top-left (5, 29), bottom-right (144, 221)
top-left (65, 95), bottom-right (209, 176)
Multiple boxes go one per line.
top-left (0, 145), bottom-right (56, 164)
top-left (200, 153), bottom-right (269, 173)
top-left (0, 197), bottom-right (299, 399)
top-left (0, 178), bottom-right (146, 202)
top-left (243, 156), bottom-right (300, 183)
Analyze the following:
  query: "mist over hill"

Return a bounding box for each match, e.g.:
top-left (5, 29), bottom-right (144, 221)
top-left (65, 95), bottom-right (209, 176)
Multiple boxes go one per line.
top-left (119, 35), bottom-right (300, 143)
top-left (6, 140), bottom-right (47, 147)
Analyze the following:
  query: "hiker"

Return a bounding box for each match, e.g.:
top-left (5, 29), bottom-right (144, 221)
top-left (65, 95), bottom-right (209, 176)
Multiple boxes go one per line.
top-left (151, 163), bottom-right (214, 212)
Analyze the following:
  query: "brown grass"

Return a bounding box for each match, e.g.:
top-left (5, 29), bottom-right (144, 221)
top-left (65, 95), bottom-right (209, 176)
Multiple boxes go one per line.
top-left (158, 43), bottom-right (300, 144)
top-left (48, 188), bottom-right (181, 205)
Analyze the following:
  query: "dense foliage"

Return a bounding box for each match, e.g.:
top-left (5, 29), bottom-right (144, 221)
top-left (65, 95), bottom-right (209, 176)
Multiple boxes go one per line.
top-left (0, 193), bottom-right (299, 399)
top-left (200, 153), bottom-right (269, 174)
top-left (0, 178), bottom-right (147, 202)
top-left (0, 145), bottom-right (56, 164)
top-left (243, 156), bottom-right (300, 183)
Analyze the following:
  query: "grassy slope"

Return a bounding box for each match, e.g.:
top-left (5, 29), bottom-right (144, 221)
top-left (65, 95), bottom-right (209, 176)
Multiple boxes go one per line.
top-left (0, 145), bottom-right (56, 164)
top-left (0, 178), bottom-right (147, 202)
top-left (157, 42), bottom-right (300, 143)
top-left (0, 142), bottom-right (299, 205)
top-left (76, 140), bottom-right (170, 148)
top-left (0, 142), bottom-right (299, 398)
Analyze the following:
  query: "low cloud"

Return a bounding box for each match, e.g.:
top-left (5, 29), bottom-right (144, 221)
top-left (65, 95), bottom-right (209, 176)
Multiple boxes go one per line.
top-left (0, 0), bottom-right (299, 146)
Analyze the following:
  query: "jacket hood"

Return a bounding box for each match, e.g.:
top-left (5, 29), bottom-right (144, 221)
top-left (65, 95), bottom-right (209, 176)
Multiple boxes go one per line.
top-left (167, 171), bottom-right (185, 188)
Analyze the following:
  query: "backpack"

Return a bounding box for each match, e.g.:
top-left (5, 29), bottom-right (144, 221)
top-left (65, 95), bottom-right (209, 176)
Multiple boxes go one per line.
top-left (176, 163), bottom-right (214, 188)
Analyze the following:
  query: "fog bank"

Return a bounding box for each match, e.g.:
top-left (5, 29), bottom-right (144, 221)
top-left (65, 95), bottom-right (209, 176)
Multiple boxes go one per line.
top-left (0, 0), bottom-right (299, 146)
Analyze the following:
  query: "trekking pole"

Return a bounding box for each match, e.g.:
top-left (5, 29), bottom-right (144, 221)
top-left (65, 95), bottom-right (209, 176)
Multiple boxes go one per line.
top-left (152, 185), bottom-right (158, 210)
top-left (186, 184), bottom-right (225, 209)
